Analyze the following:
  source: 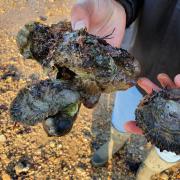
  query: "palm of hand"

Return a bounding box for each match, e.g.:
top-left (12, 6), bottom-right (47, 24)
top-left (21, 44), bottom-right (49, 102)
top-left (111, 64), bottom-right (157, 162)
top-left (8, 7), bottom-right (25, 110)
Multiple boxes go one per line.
top-left (124, 74), bottom-right (180, 135)
top-left (71, 2), bottom-right (180, 135)
top-left (71, 0), bottom-right (126, 47)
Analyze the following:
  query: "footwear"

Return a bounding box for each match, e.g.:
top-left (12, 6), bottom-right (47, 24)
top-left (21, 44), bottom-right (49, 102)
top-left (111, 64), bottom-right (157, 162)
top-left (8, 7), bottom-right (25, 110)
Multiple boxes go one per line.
top-left (92, 126), bottom-right (130, 167)
top-left (136, 147), bottom-right (178, 180)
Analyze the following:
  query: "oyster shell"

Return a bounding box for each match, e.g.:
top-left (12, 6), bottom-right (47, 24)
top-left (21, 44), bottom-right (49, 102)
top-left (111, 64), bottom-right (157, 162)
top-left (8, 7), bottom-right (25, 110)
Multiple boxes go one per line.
top-left (11, 21), bottom-right (141, 136)
top-left (10, 79), bottom-right (81, 126)
top-left (136, 88), bottom-right (180, 154)
top-left (16, 21), bottom-right (141, 93)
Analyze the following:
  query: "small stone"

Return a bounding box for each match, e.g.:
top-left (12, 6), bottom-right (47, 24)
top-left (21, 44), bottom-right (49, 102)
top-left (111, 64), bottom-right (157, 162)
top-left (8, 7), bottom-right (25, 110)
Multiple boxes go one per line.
top-left (63, 167), bottom-right (68, 171)
top-left (29, 73), bottom-right (40, 81)
top-left (35, 149), bottom-right (41, 155)
top-left (177, 174), bottom-right (180, 179)
top-left (76, 167), bottom-right (86, 175)
top-left (57, 144), bottom-right (62, 149)
top-left (2, 64), bottom-right (22, 81)
top-left (39, 15), bottom-right (47, 21)
top-left (160, 173), bottom-right (169, 180)
top-left (15, 161), bottom-right (30, 175)
top-left (49, 141), bottom-right (56, 148)
top-left (2, 172), bottom-right (11, 180)
top-left (0, 134), bottom-right (6, 142)
top-left (1, 154), bottom-right (10, 164)
top-left (77, 162), bottom-right (87, 170)
top-left (0, 104), bottom-right (8, 111)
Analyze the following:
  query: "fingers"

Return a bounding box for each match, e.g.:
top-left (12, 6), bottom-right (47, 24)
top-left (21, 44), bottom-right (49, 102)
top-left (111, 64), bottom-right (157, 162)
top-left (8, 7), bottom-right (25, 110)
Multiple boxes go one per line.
top-left (157, 73), bottom-right (176, 88)
top-left (174, 74), bottom-right (180, 87)
top-left (71, 2), bottom-right (91, 30)
top-left (138, 74), bottom-right (179, 94)
top-left (124, 121), bottom-right (143, 135)
top-left (137, 77), bottom-right (161, 94)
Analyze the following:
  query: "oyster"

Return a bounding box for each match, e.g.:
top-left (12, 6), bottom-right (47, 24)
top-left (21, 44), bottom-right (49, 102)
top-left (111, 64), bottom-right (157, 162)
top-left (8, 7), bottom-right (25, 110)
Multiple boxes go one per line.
top-left (16, 21), bottom-right (140, 92)
top-left (10, 21), bottom-right (141, 136)
top-left (136, 88), bottom-right (180, 154)
top-left (11, 80), bottom-right (80, 125)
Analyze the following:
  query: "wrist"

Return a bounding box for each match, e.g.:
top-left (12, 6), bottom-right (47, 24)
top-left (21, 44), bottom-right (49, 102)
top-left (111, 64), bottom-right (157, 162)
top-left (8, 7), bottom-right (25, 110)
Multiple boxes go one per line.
top-left (115, 0), bottom-right (143, 27)
top-left (112, 0), bottom-right (127, 22)
top-left (111, 0), bottom-right (126, 46)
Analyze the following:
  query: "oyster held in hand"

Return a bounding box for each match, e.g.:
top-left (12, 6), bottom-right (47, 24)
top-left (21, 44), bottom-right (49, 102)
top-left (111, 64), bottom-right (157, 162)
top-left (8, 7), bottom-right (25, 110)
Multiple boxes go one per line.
top-left (136, 88), bottom-right (180, 154)
top-left (16, 21), bottom-right (140, 92)
top-left (10, 21), bottom-right (140, 136)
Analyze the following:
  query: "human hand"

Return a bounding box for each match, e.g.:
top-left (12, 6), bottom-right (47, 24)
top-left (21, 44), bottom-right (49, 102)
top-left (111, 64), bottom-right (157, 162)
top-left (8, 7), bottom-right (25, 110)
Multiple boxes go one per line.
top-left (124, 73), bottom-right (180, 135)
top-left (71, 0), bottom-right (126, 47)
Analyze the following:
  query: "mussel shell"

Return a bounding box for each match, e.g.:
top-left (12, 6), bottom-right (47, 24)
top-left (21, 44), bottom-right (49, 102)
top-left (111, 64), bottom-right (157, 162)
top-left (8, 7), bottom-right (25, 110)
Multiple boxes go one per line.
top-left (43, 112), bottom-right (78, 136)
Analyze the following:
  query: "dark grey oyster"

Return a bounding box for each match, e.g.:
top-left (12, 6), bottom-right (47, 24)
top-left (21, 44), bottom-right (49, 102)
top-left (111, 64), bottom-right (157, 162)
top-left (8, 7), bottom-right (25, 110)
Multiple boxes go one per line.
top-left (136, 88), bottom-right (180, 154)
top-left (10, 21), bottom-right (141, 136)
top-left (16, 21), bottom-right (140, 93)
top-left (10, 79), bottom-right (80, 126)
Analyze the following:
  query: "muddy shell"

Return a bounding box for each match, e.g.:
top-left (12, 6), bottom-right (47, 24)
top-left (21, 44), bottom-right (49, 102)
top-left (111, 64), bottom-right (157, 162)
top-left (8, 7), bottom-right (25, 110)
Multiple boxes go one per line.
top-left (16, 21), bottom-right (141, 93)
top-left (42, 109), bottom-right (79, 137)
top-left (11, 21), bottom-right (141, 136)
top-left (10, 79), bottom-right (80, 126)
top-left (135, 88), bottom-right (180, 154)
top-left (10, 78), bottom-right (99, 136)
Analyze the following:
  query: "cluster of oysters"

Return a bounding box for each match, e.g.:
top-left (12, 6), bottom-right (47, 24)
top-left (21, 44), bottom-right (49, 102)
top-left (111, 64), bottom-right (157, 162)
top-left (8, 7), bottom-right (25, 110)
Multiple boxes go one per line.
top-left (10, 21), bottom-right (180, 154)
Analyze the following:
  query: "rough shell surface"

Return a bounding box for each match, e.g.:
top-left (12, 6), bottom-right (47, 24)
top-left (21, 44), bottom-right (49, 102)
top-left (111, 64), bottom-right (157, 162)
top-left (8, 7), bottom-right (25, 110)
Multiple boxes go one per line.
top-left (10, 79), bottom-right (80, 126)
top-left (136, 88), bottom-right (180, 154)
top-left (16, 21), bottom-right (141, 93)
top-left (11, 21), bottom-right (141, 136)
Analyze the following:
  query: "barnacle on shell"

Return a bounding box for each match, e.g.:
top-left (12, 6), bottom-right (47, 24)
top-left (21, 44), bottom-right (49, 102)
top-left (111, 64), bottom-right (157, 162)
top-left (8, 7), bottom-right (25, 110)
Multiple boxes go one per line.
top-left (136, 88), bottom-right (180, 154)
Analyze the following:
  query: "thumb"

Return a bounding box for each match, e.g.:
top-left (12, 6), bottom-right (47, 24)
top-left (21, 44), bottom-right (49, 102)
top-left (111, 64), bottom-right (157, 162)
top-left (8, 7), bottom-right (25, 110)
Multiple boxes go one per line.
top-left (124, 121), bottom-right (143, 135)
top-left (174, 74), bottom-right (180, 87)
top-left (71, 3), bottom-right (90, 30)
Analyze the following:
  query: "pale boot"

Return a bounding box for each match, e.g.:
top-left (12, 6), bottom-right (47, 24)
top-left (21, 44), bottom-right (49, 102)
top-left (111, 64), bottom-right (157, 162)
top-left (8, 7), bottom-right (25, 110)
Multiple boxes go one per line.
top-left (92, 126), bottom-right (130, 167)
top-left (136, 147), bottom-right (178, 180)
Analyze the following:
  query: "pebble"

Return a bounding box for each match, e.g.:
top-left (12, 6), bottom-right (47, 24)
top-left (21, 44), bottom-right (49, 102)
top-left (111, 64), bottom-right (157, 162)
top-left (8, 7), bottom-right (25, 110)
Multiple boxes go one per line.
top-left (84, 139), bottom-right (88, 142)
top-left (35, 149), bottom-right (41, 155)
top-left (15, 161), bottom-right (30, 175)
top-left (76, 167), bottom-right (86, 175)
top-left (57, 144), bottom-right (62, 149)
top-left (2, 172), bottom-right (11, 180)
top-left (49, 141), bottom-right (56, 148)
top-left (160, 173), bottom-right (169, 180)
top-left (39, 15), bottom-right (47, 21)
top-left (0, 104), bottom-right (8, 111)
top-left (0, 154), bottom-right (10, 164)
top-left (0, 134), bottom-right (6, 142)
top-left (29, 73), bottom-right (40, 81)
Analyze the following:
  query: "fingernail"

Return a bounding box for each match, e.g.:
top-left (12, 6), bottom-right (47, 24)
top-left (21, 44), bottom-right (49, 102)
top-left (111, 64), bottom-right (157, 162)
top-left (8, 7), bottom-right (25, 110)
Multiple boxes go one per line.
top-left (174, 74), bottom-right (180, 86)
top-left (175, 74), bottom-right (180, 81)
top-left (74, 20), bottom-right (85, 30)
top-left (137, 77), bottom-right (145, 84)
